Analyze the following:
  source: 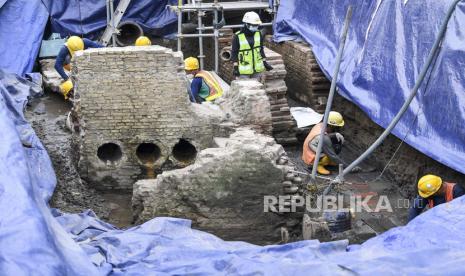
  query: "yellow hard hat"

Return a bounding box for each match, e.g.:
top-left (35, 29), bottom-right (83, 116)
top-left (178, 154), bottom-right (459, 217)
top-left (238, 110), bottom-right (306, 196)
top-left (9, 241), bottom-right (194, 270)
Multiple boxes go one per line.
top-left (60, 80), bottom-right (73, 100)
top-left (66, 36), bottom-right (84, 56)
top-left (135, 36), bottom-right (151, 46)
top-left (328, 111), bottom-right (344, 127)
top-left (184, 57), bottom-right (199, 71)
top-left (418, 174), bottom-right (442, 198)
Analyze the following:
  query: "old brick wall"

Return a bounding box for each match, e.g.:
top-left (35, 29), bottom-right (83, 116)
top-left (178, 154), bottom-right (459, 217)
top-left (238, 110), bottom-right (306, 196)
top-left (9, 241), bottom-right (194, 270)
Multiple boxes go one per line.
top-left (334, 95), bottom-right (465, 194)
top-left (265, 38), bottom-right (464, 191)
top-left (264, 37), bottom-right (331, 112)
top-left (211, 30), bottom-right (298, 145)
top-left (73, 46), bottom-right (225, 190)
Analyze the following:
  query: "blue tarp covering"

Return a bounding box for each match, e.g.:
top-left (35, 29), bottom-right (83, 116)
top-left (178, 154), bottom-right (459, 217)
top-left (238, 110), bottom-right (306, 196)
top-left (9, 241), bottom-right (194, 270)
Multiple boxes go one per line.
top-left (274, 0), bottom-right (465, 174)
top-left (0, 0), bottom-right (178, 76)
top-left (2, 69), bottom-right (465, 275)
top-left (0, 0), bottom-right (48, 75)
top-left (42, 0), bottom-right (179, 38)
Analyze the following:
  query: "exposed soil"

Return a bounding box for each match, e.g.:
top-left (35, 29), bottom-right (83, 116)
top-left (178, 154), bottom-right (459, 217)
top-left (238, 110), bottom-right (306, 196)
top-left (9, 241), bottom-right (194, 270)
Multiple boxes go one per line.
top-left (26, 92), bottom-right (133, 226)
top-left (25, 89), bottom-right (408, 242)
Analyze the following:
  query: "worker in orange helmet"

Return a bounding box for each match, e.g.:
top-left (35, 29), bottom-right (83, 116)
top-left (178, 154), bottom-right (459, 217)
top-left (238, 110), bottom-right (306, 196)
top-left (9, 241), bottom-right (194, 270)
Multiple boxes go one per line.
top-left (408, 174), bottom-right (464, 221)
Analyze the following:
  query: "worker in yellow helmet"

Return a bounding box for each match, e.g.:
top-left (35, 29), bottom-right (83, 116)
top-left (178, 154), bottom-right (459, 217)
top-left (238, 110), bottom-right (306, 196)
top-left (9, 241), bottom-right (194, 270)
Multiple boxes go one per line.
top-left (184, 57), bottom-right (223, 103)
top-left (408, 174), bottom-right (464, 221)
top-left (55, 36), bottom-right (103, 99)
top-left (302, 111), bottom-right (361, 175)
top-left (135, 36), bottom-right (151, 46)
top-left (231, 11), bottom-right (273, 79)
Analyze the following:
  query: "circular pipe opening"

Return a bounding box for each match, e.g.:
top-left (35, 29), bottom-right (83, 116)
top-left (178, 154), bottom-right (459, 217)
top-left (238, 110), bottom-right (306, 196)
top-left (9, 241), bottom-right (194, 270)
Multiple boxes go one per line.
top-left (97, 143), bottom-right (122, 162)
top-left (172, 139), bottom-right (197, 163)
top-left (136, 143), bottom-right (161, 164)
top-left (115, 21), bottom-right (144, 46)
top-left (220, 48), bottom-right (232, 61)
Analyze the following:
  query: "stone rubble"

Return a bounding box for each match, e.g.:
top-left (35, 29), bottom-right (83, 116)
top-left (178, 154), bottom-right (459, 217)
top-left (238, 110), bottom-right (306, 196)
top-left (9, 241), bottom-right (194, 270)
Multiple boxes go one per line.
top-left (133, 128), bottom-right (302, 244)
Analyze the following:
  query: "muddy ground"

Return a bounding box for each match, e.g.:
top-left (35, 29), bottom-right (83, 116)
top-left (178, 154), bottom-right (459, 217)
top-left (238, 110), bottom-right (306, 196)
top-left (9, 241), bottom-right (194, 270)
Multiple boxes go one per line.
top-left (25, 90), bottom-right (408, 239)
top-left (26, 92), bottom-right (132, 228)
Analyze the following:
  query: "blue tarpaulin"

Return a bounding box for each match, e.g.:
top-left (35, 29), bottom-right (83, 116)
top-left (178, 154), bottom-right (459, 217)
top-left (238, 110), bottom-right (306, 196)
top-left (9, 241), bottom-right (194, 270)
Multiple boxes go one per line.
top-left (274, 0), bottom-right (465, 174)
top-left (42, 0), bottom-right (179, 38)
top-left (1, 70), bottom-right (465, 275)
top-left (0, 0), bottom-right (178, 76)
top-left (0, 0), bottom-right (48, 75)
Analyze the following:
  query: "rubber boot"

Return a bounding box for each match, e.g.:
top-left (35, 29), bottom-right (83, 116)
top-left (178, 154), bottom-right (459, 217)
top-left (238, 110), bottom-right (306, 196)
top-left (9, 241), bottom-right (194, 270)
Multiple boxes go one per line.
top-left (317, 156), bottom-right (331, 175)
top-left (321, 155), bottom-right (338, 166)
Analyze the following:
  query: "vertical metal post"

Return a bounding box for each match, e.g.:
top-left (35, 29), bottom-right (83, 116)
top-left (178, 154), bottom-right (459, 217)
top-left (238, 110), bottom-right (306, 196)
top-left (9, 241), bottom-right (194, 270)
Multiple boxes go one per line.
top-left (110, 0), bottom-right (116, 47)
top-left (197, 0), bottom-right (204, 69)
top-left (106, 0), bottom-right (110, 26)
top-left (106, 0), bottom-right (111, 45)
top-left (310, 6), bottom-right (353, 181)
top-left (331, 0), bottom-right (462, 185)
top-left (177, 5), bottom-right (182, 52)
top-left (213, 8), bottom-right (219, 72)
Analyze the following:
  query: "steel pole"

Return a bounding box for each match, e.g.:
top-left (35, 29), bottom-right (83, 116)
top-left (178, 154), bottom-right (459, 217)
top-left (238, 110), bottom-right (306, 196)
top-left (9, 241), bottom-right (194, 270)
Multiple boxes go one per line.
top-left (177, 8), bottom-right (182, 52)
top-left (330, 0), bottom-right (462, 187)
top-left (197, 1), bottom-right (205, 69)
top-left (310, 6), bottom-right (353, 181)
top-left (213, 8), bottom-right (219, 72)
top-left (109, 0), bottom-right (116, 47)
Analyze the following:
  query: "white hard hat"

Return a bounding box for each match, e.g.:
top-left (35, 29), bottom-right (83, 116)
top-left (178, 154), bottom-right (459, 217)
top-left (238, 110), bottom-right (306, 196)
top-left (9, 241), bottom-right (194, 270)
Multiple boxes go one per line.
top-left (242, 11), bottom-right (262, 25)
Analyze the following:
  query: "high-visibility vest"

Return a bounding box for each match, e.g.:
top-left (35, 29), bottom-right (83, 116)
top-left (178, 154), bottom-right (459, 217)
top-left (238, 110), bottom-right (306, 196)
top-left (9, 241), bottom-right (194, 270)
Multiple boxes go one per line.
top-left (302, 123), bottom-right (324, 165)
top-left (195, 70), bottom-right (223, 101)
top-left (428, 182), bottom-right (456, 208)
top-left (236, 31), bottom-right (265, 75)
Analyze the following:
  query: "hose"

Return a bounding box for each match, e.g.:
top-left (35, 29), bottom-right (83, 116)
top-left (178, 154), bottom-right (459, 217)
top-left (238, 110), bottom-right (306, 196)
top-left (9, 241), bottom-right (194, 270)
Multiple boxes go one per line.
top-left (325, 0), bottom-right (463, 195)
top-left (311, 6), bottom-right (353, 181)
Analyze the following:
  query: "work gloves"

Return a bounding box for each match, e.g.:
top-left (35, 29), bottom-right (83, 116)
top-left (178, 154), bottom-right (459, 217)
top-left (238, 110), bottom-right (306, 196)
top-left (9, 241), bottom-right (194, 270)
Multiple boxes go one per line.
top-left (233, 65), bottom-right (240, 77)
top-left (264, 61), bottom-right (273, 71)
top-left (335, 133), bottom-right (345, 144)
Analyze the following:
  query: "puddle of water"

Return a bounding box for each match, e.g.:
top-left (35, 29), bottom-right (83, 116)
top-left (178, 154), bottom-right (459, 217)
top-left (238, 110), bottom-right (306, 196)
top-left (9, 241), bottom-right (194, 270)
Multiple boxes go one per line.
top-left (41, 92), bottom-right (72, 119)
top-left (101, 192), bottom-right (134, 228)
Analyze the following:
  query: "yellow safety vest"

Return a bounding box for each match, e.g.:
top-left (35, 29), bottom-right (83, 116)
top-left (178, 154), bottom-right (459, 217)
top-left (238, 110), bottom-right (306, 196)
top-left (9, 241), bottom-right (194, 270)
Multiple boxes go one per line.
top-left (195, 71), bottom-right (223, 101)
top-left (236, 31), bottom-right (265, 75)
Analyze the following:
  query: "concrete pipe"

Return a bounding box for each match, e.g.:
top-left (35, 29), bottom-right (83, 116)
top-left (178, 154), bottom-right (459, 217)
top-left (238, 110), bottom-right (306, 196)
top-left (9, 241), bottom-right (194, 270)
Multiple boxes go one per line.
top-left (220, 47), bottom-right (232, 62)
top-left (115, 21), bottom-right (144, 46)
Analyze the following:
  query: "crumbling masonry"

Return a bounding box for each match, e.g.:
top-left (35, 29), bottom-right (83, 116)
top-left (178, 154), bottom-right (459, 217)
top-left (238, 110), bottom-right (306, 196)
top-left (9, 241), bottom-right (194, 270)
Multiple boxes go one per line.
top-left (73, 46), bottom-right (228, 190)
top-left (73, 46), bottom-right (281, 190)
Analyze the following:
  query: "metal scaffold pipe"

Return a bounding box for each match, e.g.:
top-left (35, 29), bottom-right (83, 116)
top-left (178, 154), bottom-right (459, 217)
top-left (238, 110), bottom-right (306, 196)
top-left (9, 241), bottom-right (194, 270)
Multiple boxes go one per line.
top-left (325, 0), bottom-right (463, 195)
top-left (177, 0), bottom-right (182, 51)
top-left (213, 8), bottom-right (219, 72)
top-left (196, 0), bottom-right (205, 69)
top-left (310, 6), bottom-right (353, 182)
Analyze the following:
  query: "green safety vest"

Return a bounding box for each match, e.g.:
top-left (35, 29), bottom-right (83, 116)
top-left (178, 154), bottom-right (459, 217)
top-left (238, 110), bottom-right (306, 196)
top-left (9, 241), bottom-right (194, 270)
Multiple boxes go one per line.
top-left (236, 31), bottom-right (265, 75)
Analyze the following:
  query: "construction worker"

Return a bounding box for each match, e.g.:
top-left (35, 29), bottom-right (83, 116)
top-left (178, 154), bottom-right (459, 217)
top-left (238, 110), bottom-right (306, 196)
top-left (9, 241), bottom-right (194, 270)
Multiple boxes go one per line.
top-left (302, 111), bottom-right (361, 175)
top-left (231, 11), bottom-right (273, 79)
top-left (184, 57), bottom-right (223, 103)
top-left (408, 174), bottom-right (464, 221)
top-left (135, 36), bottom-right (151, 46)
top-left (55, 36), bottom-right (103, 99)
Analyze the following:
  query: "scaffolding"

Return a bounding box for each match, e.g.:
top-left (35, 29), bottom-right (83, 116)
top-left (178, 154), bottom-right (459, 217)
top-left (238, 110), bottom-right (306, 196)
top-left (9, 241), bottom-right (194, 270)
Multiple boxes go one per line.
top-left (170, 0), bottom-right (279, 72)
